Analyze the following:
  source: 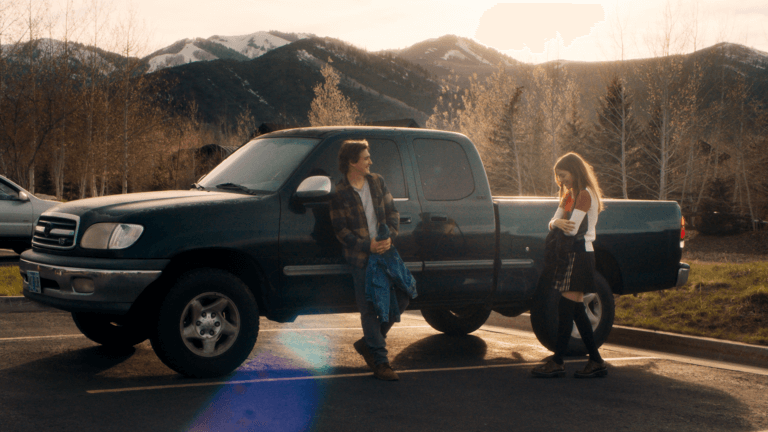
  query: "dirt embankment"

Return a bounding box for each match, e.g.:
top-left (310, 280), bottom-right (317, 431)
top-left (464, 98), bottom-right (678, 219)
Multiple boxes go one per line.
top-left (682, 230), bottom-right (768, 263)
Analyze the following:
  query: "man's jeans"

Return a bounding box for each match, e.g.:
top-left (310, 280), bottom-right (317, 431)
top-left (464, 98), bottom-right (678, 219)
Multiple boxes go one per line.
top-left (351, 265), bottom-right (410, 365)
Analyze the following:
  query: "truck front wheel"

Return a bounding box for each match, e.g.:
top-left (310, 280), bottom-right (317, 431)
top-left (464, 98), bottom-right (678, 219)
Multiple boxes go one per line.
top-left (420, 305), bottom-right (492, 335)
top-left (150, 269), bottom-right (259, 378)
top-left (530, 272), bottom-right (615, 355)
top-left (71, 312), bottom-right (149, 348)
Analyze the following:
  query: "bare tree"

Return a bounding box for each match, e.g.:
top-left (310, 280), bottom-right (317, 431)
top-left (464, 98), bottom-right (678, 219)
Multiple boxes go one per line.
top-left (426, 74), bottom-right (462, 132)
top-left (113, 5), bottom-right (150, 194)
top-left (230, 108), bottom-right (255, 147)
top-left (75, 0), bottom-right (112, 198)
top-left (0, 0), bottom-right (24, 177)
top-left (532, 63), bottom-right (577, 194)
top-left (638, 0), bottom-right (696, 200)
top-left (726, 75), bottom-right (766, 228)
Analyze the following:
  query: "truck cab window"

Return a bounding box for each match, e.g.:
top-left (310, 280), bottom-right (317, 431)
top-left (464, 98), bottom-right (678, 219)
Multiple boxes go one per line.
top-left (367, 139), bottom-right (406, 198)
top-left (305, 138), bottom-right (407, 198)
top-left (413, 139), bottom-right (475, 201)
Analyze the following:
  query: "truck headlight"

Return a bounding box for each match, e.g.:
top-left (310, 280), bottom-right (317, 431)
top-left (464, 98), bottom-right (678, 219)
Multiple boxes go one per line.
top-left (81, 223), bottom-right (144, 250)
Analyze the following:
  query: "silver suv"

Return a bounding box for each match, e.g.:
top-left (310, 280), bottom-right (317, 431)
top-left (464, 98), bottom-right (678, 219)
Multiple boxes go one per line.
top-left (0, 175), bottom-right (59, 254)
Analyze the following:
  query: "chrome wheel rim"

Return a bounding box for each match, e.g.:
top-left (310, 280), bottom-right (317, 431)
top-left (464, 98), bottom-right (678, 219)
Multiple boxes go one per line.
top-left (571, 293), bottom-right (602, 339)
top-left (180, 292), bottom-right (240, 357)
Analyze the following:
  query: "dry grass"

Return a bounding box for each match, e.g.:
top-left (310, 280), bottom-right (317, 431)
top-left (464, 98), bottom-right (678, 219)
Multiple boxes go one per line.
top-left (0, 266), bottom-right (22, 296)
top-left (682, 251), bottom-right (768, 263)
top-left (615, 261), bottom-right (768, 346)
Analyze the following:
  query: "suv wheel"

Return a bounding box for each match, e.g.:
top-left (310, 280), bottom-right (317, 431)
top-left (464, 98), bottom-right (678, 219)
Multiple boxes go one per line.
top-left (150, 269), bottom-right (259, 378)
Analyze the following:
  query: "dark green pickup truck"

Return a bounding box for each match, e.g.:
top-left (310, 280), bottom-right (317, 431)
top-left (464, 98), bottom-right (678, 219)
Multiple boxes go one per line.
top-left (20, 127), bottom-right (688, 377)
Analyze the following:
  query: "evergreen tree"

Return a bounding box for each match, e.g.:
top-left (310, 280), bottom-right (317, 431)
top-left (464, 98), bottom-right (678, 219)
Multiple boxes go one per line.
top-left (488, 86), bottom-right (526, 195)
top-left (590, 76), bottom-right (642, 199)
top-left (562, 98), bottom-right (590, 156)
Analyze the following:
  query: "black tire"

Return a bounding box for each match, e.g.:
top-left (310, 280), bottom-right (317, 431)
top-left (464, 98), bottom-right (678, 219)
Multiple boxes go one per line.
top-left (71, 312), bottom-right (149, 348)
top-left (149, 269), bottom-right (259, 378)
top-left (420, 305), bottom-right (492, 335)
top-left (530, 272), bottom-right (615, 355)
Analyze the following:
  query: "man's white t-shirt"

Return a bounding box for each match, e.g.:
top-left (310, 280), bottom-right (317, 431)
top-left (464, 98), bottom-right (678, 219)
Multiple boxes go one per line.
top-left (353, 180), bottom-right (378, 239)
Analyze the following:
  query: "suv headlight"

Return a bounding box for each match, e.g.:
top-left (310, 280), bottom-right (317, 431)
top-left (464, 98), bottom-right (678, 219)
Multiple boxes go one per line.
top-left (81, 223), bottom-right (144, 250)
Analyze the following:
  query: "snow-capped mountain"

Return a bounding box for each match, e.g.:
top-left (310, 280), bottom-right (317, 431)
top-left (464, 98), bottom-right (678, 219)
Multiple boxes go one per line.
top-left (2, 38), bottom-right (130, 77)
top-left (705, 42), bottom-right (768, 71)
top-left (394, 35), bottom-right (522, 82)
top-left (150, 36), bottom-right (441, 126)
top-left (145, 31), bottom-right (312, 73)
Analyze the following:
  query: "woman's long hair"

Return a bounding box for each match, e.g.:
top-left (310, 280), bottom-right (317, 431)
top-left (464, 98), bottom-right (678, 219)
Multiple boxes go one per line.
top-left (554, 152), bottom-right (604, 213)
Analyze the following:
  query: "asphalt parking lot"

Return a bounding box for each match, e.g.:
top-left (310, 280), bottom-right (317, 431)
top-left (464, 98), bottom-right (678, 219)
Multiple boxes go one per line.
top-left (1, 309), bottom-right (767, 432)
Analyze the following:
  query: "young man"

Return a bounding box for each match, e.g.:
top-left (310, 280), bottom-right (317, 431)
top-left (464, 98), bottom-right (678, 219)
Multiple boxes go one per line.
top-left (329, 139), bottom-right (409, 381)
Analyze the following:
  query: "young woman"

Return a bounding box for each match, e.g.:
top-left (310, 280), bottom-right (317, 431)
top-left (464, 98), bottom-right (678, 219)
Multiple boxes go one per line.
top-left (531, 152), bottom-right (607, 378)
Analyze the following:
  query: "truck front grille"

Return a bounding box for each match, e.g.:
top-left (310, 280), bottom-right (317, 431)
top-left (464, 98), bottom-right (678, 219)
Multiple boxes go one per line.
top-left (32, 213), bottom-right (80, 250)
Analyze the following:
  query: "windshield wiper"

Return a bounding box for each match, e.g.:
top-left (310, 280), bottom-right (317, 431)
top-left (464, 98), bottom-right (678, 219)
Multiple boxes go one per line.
top-left (192, 183), bottom-right (206, 191)
top-left (215, 183), bottom-right (268, 195)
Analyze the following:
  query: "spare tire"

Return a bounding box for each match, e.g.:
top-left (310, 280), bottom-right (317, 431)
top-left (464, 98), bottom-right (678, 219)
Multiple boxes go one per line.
top-left (530, 272), bottom-right (615, 355)
top-left (421, 305), bottom-right (492, 335)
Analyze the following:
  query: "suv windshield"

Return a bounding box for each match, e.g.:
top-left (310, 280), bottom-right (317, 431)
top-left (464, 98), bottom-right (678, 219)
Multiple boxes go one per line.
top-left (198, 137), bottom-right (321, 193)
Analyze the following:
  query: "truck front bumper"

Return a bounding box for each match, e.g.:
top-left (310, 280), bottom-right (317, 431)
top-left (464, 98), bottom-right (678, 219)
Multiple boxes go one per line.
top-left (676, 262), bottom-right (690, 288)
top-left (19, 252), bottom-right (169, 314)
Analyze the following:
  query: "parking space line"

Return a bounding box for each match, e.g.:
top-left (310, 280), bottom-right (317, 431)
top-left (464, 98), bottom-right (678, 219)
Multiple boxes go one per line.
top-left (259, 325), bottom-right (430, 332)
top-left (86, 356), bottom-right (658, 395)
top-left (0, 334), bottom-right (84, 342)
top-left (0, 326), bottom-right (432, 343)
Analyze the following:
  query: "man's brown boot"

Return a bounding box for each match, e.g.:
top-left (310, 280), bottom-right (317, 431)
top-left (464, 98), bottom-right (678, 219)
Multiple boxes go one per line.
top-left (353, 338), bottom-right (375, 371)
top-left (373, 363), bottom-right (399, 381)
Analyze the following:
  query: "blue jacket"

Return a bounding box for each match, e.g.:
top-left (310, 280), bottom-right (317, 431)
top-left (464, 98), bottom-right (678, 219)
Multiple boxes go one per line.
top-left (365, 224), bottom-right (417, 323)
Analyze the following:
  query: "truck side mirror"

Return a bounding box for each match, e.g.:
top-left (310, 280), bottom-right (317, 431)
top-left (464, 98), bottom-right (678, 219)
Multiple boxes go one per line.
top-left (294, 176), bottom-right (334, 203)
top-left (18, 191), bottom-right (30, 202)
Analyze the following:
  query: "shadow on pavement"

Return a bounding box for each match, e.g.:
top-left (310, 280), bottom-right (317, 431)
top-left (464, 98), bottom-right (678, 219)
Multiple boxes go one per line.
top-left (392, 333), bottom-right (488, 369)
top-left (1, 331), bottom-right (766, 432)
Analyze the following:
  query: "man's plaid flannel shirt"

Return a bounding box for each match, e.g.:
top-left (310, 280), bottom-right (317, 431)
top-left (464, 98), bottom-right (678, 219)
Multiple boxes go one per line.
top-left (329, 173), bottom-right (399, 269)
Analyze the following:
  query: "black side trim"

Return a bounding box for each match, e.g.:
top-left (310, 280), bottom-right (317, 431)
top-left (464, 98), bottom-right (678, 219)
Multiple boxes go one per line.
top-left (22, 291), bottom-right (131, 315)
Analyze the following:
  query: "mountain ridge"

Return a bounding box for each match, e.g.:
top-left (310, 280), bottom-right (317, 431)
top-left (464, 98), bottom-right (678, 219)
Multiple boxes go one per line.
top-left (4, 33), bottom-right (767, 132)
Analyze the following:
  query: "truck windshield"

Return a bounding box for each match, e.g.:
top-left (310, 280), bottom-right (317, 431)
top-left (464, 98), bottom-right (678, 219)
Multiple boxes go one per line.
top-left (198, 137), bottom-right (321, 193)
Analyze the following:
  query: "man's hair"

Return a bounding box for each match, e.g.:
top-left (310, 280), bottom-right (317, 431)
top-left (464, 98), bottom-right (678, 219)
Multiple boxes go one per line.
top-left (338, 139), bottom-right (369, 175)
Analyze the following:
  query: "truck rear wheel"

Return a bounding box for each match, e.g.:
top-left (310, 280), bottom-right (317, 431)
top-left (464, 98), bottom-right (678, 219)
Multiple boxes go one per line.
top-left (71, 312), bottom-right (149, 348)
top-left (530, 272), bottom-right (615, 355)
top-left (421, 305), bottom-right (492, 335)
top-left (150, 269), bottom-right (259, 378)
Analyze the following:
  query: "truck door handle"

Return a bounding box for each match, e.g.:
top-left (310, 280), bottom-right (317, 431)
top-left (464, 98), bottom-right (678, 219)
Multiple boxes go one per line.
top-left (430, 215), bottom-right (448, 222)
top-left (400, 217), bottom-right (412, 224)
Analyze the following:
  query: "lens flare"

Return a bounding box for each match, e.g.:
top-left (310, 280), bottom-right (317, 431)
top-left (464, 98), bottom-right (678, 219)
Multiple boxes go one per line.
top-left (184, 332), bottom-right (334, 431)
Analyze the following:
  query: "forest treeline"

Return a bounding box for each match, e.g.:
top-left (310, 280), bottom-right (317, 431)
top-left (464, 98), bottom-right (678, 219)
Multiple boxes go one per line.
top-left (426, 52), bottom-right (768, 228)
top-left (1, 0), bottom-right (766, 229)
top-left (0, 0), bottom-right (254, 199)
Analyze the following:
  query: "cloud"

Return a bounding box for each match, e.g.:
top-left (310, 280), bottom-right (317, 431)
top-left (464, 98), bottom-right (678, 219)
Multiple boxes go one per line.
top-left (475, 3), bottom-right (604, 52)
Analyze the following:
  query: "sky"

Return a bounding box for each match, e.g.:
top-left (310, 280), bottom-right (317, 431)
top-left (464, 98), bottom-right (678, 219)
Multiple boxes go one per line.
top-left (104, 0), bottom-right (768, 63)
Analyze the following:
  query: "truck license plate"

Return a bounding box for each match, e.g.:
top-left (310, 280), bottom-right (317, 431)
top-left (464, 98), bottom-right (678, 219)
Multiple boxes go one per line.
top-left (27, 271), bottom-right (41, 294)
